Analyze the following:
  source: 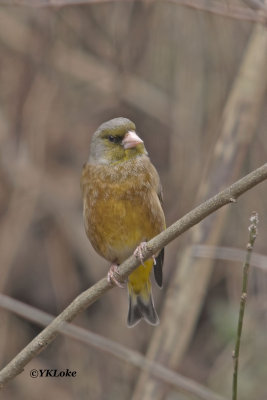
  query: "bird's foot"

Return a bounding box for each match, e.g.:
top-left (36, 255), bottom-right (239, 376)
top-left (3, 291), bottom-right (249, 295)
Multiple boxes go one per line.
top-left (134, 242), bottom-right (155, 266)
top-left (107, 264), bottom-right (125, 288)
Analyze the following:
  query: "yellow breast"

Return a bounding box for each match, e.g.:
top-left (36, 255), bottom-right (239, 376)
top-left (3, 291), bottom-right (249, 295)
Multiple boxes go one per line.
top-left (81, 156), bottom-right (165, 263)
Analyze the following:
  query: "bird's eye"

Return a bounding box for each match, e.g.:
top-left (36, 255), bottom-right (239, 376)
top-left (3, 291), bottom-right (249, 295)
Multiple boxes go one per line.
top-left (108, 135), bottom-right (120, 143)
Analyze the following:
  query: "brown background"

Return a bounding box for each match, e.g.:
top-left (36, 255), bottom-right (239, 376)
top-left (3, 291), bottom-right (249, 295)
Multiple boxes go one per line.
top-left (0, 2), bottom-right (266, 399)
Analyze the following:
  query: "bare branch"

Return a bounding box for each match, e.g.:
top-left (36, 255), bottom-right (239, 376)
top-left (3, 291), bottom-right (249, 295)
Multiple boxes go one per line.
top-left (191, 245), bottom-right (267, 272)
top-left (232, 212), bottom-right (259, 400)
top-left (0, 163), bottom-right (266, 388)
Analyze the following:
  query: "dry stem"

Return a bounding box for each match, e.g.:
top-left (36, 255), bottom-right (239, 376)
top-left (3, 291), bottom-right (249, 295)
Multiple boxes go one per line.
top-left (232, 212), bottom-right (259, 400)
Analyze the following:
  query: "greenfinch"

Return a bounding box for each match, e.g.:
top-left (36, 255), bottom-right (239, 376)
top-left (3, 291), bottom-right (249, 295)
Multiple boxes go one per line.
top-left (81, 117), bottom-right (165, 326)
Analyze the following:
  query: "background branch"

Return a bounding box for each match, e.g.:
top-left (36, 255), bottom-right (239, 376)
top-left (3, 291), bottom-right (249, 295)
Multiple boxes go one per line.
top-left (0, 294), bottom-right (227, 400)
top-left (0, 0), bottom-right (266, 24)
top-left (0, 163), bottom-right (266, 388)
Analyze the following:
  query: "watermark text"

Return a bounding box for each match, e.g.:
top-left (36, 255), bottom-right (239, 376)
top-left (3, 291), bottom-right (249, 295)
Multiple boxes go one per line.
top-left (30, 369), bottom-right (77, 378)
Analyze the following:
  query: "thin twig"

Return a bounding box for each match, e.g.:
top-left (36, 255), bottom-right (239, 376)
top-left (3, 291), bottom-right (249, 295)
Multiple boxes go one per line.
top-left (192, 245), bottom-right (267, 272)
top-left (232, 212), bottom-right (259, 400)
top-left (0, 294), bottom-right (227, 400)
top-left (0, 163), bottom-right (266, 388)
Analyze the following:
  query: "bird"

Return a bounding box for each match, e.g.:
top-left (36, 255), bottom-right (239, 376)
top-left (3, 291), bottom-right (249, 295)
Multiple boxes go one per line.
top-left (81, 117), bottom-right (165, 327)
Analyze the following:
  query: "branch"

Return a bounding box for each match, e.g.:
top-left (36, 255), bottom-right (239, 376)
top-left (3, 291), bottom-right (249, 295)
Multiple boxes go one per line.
top-left (0, 0), bottom-right (266, 25)
top-left (232, 212), bottom-right (259, 400)
top-left (0, 163), bottom-right (266, 388)
top-left (191, 245), bottom-right (267, 272)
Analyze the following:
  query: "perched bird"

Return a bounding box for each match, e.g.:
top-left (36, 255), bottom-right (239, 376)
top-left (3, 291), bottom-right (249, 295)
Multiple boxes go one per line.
top-left (81, 117), bottom-right (165, 326)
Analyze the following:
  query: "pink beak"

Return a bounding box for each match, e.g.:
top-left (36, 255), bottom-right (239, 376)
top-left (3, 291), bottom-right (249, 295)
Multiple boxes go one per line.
top-left (122, 131), bottom-right (143, 149)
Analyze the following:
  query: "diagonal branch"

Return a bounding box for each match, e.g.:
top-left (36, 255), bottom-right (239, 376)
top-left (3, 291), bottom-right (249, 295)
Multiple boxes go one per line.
top-left (0, 163), bottom-right (266, 388)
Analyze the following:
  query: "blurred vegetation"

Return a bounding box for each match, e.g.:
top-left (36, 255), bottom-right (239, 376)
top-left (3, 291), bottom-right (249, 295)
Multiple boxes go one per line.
top-left (0, 2), bottom-right (266, 400)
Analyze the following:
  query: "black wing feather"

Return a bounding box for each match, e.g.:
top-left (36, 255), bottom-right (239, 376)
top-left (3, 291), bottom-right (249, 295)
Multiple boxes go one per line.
top-left (154, 248), bottom-right (164, 287)
top-left (153, 172), bottom-right (164, 287)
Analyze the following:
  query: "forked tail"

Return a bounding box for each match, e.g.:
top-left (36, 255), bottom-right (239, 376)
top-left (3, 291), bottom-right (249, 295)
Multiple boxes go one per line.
top-left (127, 281), bottom-right (159, 327)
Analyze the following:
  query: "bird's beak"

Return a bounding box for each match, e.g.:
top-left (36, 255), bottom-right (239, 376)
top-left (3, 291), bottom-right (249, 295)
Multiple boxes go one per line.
top-left (122, 131), bottom-right (143, 149)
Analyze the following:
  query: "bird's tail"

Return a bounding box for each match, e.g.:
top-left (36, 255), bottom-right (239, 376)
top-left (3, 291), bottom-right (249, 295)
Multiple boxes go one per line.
top-left (127, 261), bottom-right (159, 327)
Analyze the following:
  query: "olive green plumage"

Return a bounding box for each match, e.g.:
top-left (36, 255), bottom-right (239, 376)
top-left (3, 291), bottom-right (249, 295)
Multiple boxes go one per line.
top-left (81, 117), bottom-right (165, 326)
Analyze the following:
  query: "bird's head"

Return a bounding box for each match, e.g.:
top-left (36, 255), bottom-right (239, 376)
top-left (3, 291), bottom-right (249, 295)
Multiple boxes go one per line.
top-left (89, 117), bottom-right (147, 165)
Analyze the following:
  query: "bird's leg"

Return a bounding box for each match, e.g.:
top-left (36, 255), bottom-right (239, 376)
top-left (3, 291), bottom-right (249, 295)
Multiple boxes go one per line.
top-left (134, 242), bottom-right (156, 266)
top-left (107, 264), bottom-right (125, 288)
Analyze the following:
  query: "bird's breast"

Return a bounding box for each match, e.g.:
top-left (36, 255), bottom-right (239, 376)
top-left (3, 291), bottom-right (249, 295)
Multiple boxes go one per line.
top-left (82, 159), bottom-right (165, 263)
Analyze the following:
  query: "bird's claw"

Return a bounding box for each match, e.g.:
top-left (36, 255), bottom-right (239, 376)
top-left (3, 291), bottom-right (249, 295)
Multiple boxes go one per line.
top-left (134, 242), bottom-right (147, 265)
top-left (134, 242), bottom-right (156, 266)
top-left (107, 264), bottom-right (125, 288)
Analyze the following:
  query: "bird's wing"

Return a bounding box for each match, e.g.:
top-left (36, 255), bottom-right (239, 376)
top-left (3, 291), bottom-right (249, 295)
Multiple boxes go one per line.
top-left (157, 181), bottom-right (163, 206)
top-left (153, 169), bottom-right (164, 288)
top-left (154, 248), bottom-right (164, 287)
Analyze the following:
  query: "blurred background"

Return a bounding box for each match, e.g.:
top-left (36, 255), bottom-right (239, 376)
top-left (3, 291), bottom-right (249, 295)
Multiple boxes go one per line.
top-left (0, 1), bottom-right (266, 399)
